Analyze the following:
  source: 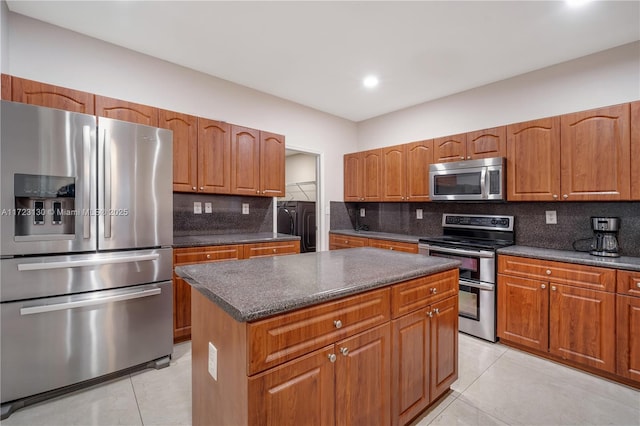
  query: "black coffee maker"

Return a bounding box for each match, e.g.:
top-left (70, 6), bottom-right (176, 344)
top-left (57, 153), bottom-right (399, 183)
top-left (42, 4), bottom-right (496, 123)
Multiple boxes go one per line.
top-left (590, 217), bottom-right (621, 257)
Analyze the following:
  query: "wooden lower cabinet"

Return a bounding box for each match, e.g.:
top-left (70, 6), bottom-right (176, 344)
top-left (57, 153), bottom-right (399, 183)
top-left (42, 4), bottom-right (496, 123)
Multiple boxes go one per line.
top-left (329, 233), bottom-right (368, 249)
top-left (617, 295), bottom-right (640, 382)
top-left (243, 240), bottom-right (300, 258)
top-left (329, 233), bottom-right (418, 254)
top-left (368, 238), bottom-right (419, 254)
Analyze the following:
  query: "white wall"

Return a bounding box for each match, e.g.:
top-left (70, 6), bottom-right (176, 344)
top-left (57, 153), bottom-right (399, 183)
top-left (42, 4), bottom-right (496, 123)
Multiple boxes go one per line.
top-left (4, 11), bottom-right (359, 251)
top-left (357, 41), bottom-right (640, 149)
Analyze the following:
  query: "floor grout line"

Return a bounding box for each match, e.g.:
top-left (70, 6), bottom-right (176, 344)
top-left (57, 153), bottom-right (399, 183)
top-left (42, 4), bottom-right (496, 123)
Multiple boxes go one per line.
top-left (128, 374), bottom-right (145, 426)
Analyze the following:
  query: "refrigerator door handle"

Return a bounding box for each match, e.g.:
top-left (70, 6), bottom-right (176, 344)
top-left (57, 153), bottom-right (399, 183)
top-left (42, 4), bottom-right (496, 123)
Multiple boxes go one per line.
top-left (103, 127), bottom-right (112, 238)
top-left (19, 287), bottom-right (162, 315)
top-left (17, 253), bottom-right (160, 271)
top-left (82, 125), bottom-right (92, 239)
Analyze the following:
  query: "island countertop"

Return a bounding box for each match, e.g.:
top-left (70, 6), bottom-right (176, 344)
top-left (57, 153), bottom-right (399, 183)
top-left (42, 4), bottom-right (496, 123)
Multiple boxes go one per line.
top-left (175, 247), bottom-right (460, 322)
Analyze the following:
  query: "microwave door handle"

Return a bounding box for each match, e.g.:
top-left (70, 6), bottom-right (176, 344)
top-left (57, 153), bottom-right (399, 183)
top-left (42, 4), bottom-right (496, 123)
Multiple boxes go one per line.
top-left (82, 126), bottom-right (92, 239)
top-left (103, 128), bottom-right (112, 239)
top-left (480, 167), bottom-right (488, 199)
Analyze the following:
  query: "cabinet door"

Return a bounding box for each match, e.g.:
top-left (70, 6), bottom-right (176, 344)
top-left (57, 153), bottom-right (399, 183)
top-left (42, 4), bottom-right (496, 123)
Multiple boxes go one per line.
top-left (243, 240), bottom-right (300, 258)
top-left (1, 73), bottom-right (10, 101)
top-left (231, 125), bottom-right (260, 196)
top-left (260, 131), bottom-right (285, 197)
top-left (159, 110), bottom-right (198, 192)
top-left (344, 152), bottom-right (363, 201)
top-left (429, 295), bottom-right (458, 399)
top-left (560, 104), bottom-right (630, 200)
top-left (391, 308), bottom-right (429, 426)
top-left (95, 95), bottom-right (158, 126)
top-left (405, 140), bottom-right (433, 202)
top-left (497, 274), bottom-right (548, 351)
top-left (329, 234), bottom-right (368, 250)
top-left (549, 284), bottom-right (616, 373)
top-left (382, 145), bottom-right (406, 202)
top-left (248, 346), bottom-right (335, 426)
top-left (368, 238), bottom-right (418, 254)
top-left (363, 149), bottom-right (383, 201)
top-left (199, 118), bottom-right (231, 194)
top-left (173, 273), bottom-right (192, 343)
top-left (617, 295), bottom-right (640, 382)
top-left (631, 101), bottom-right (640, 200)
top-left (11, 76), bottom-right (94, 114)
top-left (433, 133), bottom-right (466, 163)
top-left (335, 323), bottom-right (391, 426)
top-left (466, 126), bottom-right (506, 160)
top-left (506, 117), bottom-right (561, 201)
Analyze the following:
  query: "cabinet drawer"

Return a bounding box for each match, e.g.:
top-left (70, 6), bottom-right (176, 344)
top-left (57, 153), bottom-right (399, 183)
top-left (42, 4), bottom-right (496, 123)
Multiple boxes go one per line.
top-left (243, 241), bottom-right (300, 259)
top-left (173, 245), bottom-right (243, 266)
top-left (617, 270), bottom-right (640, 297)
top-left (498, 255), bottom-right (615, 292)
top-left (391, 269), bottom-right (459, 318)
top-left (247, 288), bottom-right (390, 375)
top-left (329, 234), bottom-right (368, 250)
top-left (368, 238), bottom-right (418, 254)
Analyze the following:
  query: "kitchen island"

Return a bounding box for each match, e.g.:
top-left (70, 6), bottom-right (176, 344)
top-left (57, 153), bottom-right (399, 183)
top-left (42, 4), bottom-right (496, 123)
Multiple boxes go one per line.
top-left (176, 247), bottom-right (460, 426)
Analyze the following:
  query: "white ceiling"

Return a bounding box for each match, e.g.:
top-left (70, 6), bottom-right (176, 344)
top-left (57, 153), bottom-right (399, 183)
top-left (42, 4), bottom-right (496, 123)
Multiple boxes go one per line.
top-left (7, 1), bottom-right (640, 122)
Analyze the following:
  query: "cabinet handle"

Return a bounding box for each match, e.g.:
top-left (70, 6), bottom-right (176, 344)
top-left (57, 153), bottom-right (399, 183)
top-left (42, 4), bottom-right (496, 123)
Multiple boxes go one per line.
top-left (344, 240), bottom-right (348, 244)
top-left (389, 247), bottom-right (394, 250)
top-left (551, 286), bottom-right (557, 291)
top-left (192, 186), bottom-right (196, 191)
top-left (334, 320), bottom-right (343, 329)
top-left (256, 190), bottom-right (260, 194)
top-left (430, 288), bottom-right (437, 294)
top-left (200, 186), bottom-right (204, 190)
top-left (328, 354), bottom-right (337, 363)
top-left (434, 308), bottom-right (440, 315)
top-left (541, 284), bottom-right (546, 289)
top-left (340, 347), bottom-right (349, 356)
top-left (467, 156), bottom-right (471, 160)
top-left (272, 248), bottom-right (277, 253)
top-left (552, 194), bottom-right (558, 200)
top-left (546, 270), bottom-right (551, 275)
top-left (206, 254), bottom-right (211, 259)
top-left (636, 283), bottom-right (640, 289)
top-left (460, 156), bottom-right (464, 160)
top-left (427, 311), bottom-right (433, 318)
top-left (563, 194), bottom-right (568, 199)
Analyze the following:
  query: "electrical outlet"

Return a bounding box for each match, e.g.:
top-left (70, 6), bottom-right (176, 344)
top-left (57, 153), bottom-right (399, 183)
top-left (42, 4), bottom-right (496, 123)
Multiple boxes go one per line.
top-left (208, 342), bottom-right (218, 380)
top-left (416, 209), bottom-right (423, 220)
top-left (545, 210), bottom-right (557, 224)
top-left (242, 203), bottom-right (249, 215)
top-left (193, 202), bottom-right (202, 214)
top-left (360, 208), bottom-right (366, 217)
top-left (204, 202), bottom-right (212, 214)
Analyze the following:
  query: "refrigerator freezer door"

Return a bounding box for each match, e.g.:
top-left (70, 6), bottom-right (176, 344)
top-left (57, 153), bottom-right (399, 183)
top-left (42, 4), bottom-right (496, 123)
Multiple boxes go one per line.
top-left (1, 281), bottom-right (172, 404)
top-left (0, 101), bottom-right (97, 256)
top-left (97, 117), bottom-right (173, 250)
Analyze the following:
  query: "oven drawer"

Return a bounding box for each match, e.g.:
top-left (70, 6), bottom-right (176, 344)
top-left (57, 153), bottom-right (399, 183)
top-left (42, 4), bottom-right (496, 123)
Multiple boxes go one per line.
top-left (1, 281), bottom-right (172, 403)
top-left (498, 255), bottom-right (616, 292)
top-left (391, 269), bottom-right (459, 318)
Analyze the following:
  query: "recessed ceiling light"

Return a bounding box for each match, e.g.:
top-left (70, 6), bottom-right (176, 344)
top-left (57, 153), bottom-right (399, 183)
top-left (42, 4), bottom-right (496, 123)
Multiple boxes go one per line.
top-left (363, 75), bottom-right (379, 88)
top-left (566, 0), bottom-right (594, 7)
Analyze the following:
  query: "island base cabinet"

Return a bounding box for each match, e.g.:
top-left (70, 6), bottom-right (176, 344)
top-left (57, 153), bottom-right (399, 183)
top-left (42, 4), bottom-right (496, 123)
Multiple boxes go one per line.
top-left (617, 295), bottom-right (640, 382)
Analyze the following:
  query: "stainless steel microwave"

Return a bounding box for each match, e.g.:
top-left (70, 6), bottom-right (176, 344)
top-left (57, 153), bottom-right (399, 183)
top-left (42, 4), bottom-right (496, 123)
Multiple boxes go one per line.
top-left (429, 157), bottom-right (506, 201)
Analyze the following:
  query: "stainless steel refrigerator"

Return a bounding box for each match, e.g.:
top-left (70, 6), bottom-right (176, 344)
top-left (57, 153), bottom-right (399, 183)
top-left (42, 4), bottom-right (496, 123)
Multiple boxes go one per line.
top-left (0, 100), bottom-right (173, 418)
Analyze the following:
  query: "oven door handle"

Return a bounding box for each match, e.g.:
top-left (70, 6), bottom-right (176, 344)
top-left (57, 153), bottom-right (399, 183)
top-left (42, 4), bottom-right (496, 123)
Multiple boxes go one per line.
top-left (460, 279), bottom-right (495, 291)
top-left (420, 244), bottom-right (495, 258)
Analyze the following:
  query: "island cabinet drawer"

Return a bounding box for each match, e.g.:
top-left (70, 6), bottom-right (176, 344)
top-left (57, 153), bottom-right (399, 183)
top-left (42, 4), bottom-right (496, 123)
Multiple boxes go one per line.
top-left (247, 287), bottom-right (390, 375)
top-left (617, 270), bottom-right (640, 296)
top-left (391, 269), bottom-right (459, 319)
top-left (243, 240), bottom-right (300, 259)
top-left (173, 245), bottom-right (243, 265)
top-left (329, 234), bottom-right (368, 250)
top-left (368, 238), bottom-right (419, 254)
top-left (498, 255), bottom-right (616, 292)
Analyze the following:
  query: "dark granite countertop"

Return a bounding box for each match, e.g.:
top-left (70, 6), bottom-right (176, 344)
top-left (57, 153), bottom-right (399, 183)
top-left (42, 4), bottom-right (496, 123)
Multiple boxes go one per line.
top-left (330, 229), bottom-right (421, 244)
top-left (175, 247), bottom-right (460, 322)
top-left (172, 232), bottom-right (300, 248)
top-left (498, 245), bottom-right (640, 272)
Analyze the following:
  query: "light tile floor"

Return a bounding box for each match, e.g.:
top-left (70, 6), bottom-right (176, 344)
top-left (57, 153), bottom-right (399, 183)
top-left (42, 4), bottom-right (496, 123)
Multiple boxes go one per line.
top-left (3, 334), bottom-right (639, 426)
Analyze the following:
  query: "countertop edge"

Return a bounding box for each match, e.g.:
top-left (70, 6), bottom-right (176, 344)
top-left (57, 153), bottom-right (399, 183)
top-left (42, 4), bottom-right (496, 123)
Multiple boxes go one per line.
top-left (330, 229), bottom-right (421, 244)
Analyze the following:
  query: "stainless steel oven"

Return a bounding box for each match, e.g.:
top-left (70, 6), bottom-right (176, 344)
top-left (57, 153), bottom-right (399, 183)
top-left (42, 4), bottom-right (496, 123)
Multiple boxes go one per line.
top-left (419, 214), bottom-right (514, 342)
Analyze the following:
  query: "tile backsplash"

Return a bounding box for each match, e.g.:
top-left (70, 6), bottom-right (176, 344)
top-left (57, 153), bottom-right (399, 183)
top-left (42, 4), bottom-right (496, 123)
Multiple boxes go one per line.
top-left (174, 193), bottom-right (273, 236)
top-left (330, 201), bottom-right (640, 257)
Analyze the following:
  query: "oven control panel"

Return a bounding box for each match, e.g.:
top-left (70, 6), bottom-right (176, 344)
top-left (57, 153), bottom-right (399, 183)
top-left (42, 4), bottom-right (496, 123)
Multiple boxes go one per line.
top-left (443, 214), bottom-right (513, 231)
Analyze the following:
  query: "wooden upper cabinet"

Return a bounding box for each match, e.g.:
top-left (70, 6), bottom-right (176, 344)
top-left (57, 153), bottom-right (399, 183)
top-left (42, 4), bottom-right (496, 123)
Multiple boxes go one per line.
top-left (433, 133), bottom-right (466, 163)
top-left (11, 76), bottom-right (94, 114)
top-left (560, 103), bottom-right (630, 201)
top-left (159, 110), bottom-right (198, 192)
top-left (631, 101), bottom-right (640, 200)
top-left (406, 140), bottom-right (433, 202)
top-left (199, 119), bottom-right (232, 194)
top-left (231, 125), bottom-right (261, 196)
top-left (506, 117), bottom-right (561, 201)
top-left (363, 149), bottom-right (383, 201)
top-left (382, 145), bottom-right (406, 202)
top-left (259, 131), bottom-right (285, 197)
top-left (95, 94), bottom-right (158, 126)
top-left (344, 152), bottom-right (364, 201)
top-left (1, 74), bottom-right (11, 101)
top-left (467, 126), bottom-right (506, 160)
